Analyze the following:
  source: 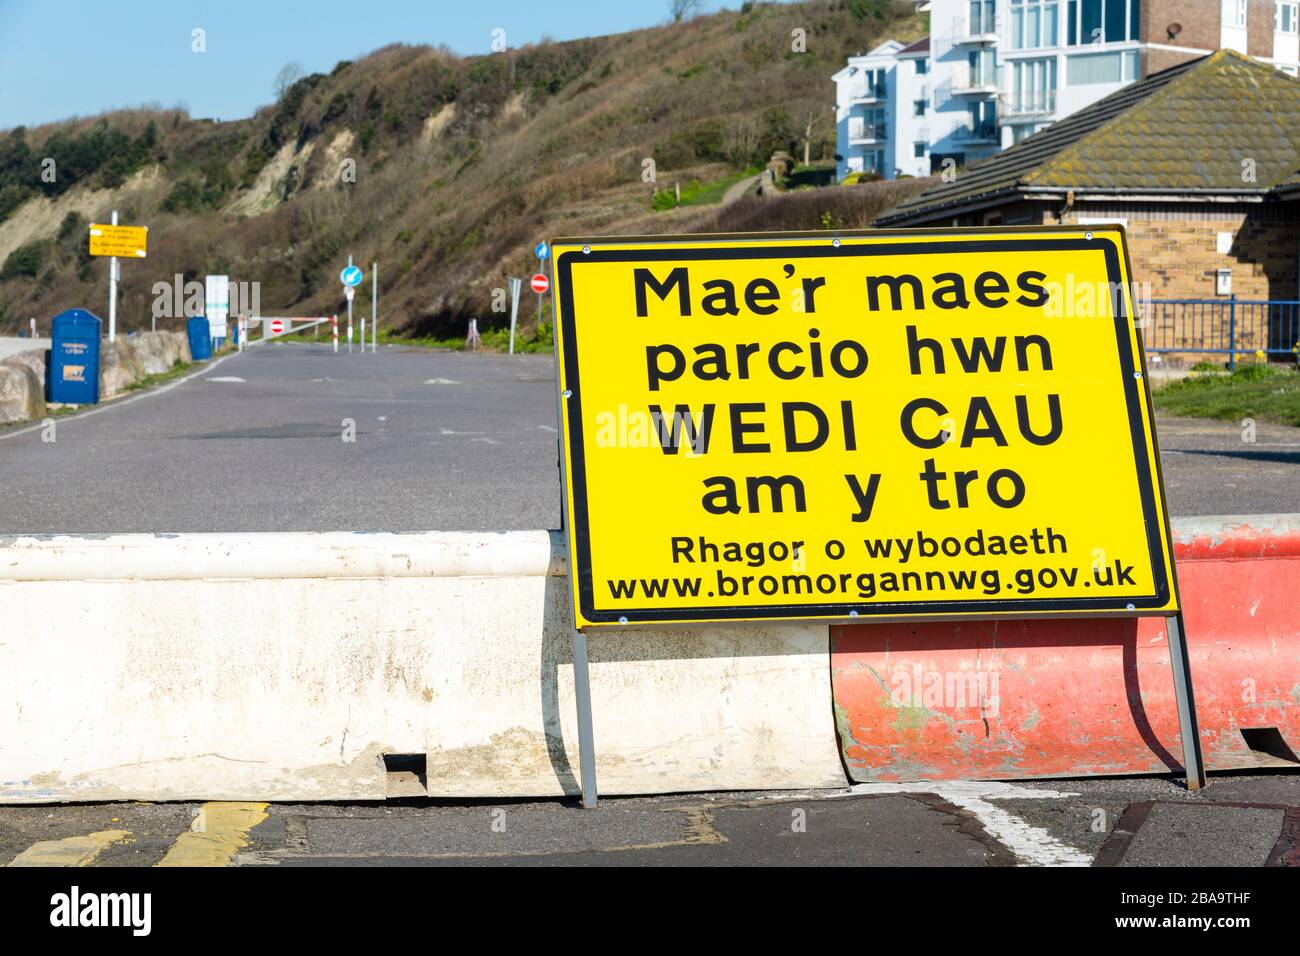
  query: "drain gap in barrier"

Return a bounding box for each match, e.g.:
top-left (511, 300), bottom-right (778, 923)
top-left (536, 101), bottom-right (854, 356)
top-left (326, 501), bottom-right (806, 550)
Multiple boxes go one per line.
top-left (1240, 727), bottom-right (1300, 767)
top-left (383, 753), bottom-right (428, 799)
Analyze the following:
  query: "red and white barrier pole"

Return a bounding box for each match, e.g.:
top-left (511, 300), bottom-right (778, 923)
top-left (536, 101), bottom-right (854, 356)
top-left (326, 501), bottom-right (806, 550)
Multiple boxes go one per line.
top-left (332, 314), bottom-right (338, 354)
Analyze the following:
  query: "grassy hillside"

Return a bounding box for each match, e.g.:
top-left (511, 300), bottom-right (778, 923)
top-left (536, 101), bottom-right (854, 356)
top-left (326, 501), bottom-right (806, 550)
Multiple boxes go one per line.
top-left (0, 0), bottom-right (927, 340)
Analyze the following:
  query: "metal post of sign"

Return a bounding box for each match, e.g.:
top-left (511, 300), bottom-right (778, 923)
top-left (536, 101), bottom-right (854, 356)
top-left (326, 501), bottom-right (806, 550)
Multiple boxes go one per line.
top-left (534, 248), bottom-right (546, 331)
top-left (372, 262), bottom-right (378, 354)
top-left (332, 314), bottom-right (338, 354)
top-left (571, 628), bottom-right (598, 809)
top-left (508, 276), bottom-right (521, 355)
top-left (1164, 612), bottom-right (1205, 790)
top-left (29, 318), bottom-right (35, 338)
top-left (360, 317), bottom-right (366, 350)
top-left (108, 210), bottom-right (118, 343)
top-left (346, 256), bottom-right (354, 354)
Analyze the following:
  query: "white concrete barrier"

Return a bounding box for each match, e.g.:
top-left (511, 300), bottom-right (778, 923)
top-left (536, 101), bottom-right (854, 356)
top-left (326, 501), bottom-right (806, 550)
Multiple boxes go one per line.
top-left (0, 531), bottom-right (846, 803)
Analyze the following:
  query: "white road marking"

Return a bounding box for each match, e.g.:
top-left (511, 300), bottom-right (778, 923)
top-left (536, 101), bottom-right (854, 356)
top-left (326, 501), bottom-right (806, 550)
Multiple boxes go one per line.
top-left (208, 376), bottom-right (246, 383)
top-left (841, 781), bottom-right (1092, 867)
top-left (538, 425), bottom-right (557, 433)
top-left (425, 378), bottom-right (460, 385)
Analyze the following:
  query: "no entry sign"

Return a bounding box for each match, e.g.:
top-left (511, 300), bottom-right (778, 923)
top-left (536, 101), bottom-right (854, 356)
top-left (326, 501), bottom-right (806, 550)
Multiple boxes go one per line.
top-left (269, 319), bottom-right (285, 335)
top-left (551, 228), bottom-right (1178, 629)
top-left (530, 273), bottom-right (549, 294)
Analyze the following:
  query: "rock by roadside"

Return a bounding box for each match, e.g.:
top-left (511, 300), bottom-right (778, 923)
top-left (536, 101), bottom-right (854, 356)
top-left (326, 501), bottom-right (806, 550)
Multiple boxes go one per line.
top-left (0, 330), bottom-right (193, 425)
top-left (0, 363), bottom-right (43, 424)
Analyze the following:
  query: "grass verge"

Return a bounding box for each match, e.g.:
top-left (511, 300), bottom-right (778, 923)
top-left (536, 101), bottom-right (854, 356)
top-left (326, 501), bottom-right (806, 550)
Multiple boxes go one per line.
top-left (124, 358), bottom-right (196, 392)
top-left (1152, 363), bottom-right (1300, 427)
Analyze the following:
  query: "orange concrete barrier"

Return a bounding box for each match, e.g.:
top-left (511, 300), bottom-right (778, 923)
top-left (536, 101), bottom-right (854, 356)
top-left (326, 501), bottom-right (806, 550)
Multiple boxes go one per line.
top-left (832, 514), bottom-right (1300, 782)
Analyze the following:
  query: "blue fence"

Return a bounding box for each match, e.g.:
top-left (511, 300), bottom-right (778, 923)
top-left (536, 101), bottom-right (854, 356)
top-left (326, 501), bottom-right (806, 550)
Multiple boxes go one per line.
top-left (1144, 298), bottom-right (1300, 368)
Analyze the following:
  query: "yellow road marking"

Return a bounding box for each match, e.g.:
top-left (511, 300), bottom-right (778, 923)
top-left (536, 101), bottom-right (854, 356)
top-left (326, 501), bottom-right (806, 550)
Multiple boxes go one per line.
top-left (155, 802), bottom-right (268, 868)
top-left (7, 829), bottom-right (132, 867)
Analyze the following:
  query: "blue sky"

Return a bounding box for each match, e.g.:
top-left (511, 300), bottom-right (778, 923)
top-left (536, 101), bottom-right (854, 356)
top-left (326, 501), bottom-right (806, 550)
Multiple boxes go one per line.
top-left (0, 0), bottom-right (756, 130)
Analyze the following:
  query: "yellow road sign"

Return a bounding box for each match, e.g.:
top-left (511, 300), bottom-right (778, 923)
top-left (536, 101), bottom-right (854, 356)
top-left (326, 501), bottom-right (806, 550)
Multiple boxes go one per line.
top-left (552, 226), bottom-right (1178, 629)
top-left (88, 223), bottom-right (147, 258)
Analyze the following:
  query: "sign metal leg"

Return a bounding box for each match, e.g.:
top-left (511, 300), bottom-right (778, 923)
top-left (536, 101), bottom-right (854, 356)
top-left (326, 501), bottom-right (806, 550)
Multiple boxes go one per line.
top-left (571, 629), bottom-right (598, 809)
top-left (1165, 612), bottom-right (1206, 791)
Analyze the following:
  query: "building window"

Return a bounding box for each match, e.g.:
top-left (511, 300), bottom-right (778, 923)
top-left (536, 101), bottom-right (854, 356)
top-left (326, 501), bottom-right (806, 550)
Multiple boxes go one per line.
top-left (857, 67), bottom-right (887, 99)
top-left (967, 48), bottom-right (997, 86)
top-left (914, 98), bottom-right (927, 116)
top-left (914, 142), bottom-right (927, 158)
top-left (1223, 0), bottom-right (1247, 28)
top-left (1279, 1), bottom-right (1299, 33)
top-left (1066, 48), bottom-right (1138, 83)
top-left (967, 100), bottom-right (997, 139)
top-left (916, 58), bottom-right (929, 75)
top-left (970, 0), bottom-right (996, 34)
top-left (1010, 58), bottom-right (1058, 112)
top-left (1011, 123), bottom-right (1040, 144)
top-left (1065, 0), bottom-right (1138, 45)
top-left (1010, 0), bottom-right (1059, 50)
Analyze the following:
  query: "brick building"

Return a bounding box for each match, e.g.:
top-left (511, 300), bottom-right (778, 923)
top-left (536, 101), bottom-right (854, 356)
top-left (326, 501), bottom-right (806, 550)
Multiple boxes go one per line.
top-left (876, 50), bottom-right (1300, 357)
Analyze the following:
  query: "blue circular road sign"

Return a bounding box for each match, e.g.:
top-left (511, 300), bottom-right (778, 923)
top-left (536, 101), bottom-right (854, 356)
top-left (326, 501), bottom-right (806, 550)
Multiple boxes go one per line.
top-left (535, 241), bottom-right (549, 260)
top-left (341, 265), bottom-right (364, 287)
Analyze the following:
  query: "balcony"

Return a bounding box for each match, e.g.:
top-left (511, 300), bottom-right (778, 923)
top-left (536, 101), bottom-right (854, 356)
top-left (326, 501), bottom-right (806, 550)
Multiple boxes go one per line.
top-left (848, 123), bottom-right (888, 145)
top-left (952, 71), bottom-right (999, 95)
top-left (952, 14), bottom-right (1000, 45)
top-left (954, 124), bottom-right (999, 143)
top-left (850, 85), bottom-right (888, 104)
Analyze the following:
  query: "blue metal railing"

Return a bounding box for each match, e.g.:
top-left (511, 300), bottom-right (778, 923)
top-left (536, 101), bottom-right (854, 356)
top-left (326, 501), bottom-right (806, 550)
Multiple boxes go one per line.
top-left (1144, 298), bottom-right (1300, 369)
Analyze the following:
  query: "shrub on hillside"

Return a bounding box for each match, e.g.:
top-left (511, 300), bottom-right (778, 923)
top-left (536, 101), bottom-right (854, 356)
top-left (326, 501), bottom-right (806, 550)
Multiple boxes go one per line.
top-left (0, 241), bottom-right (49, 281)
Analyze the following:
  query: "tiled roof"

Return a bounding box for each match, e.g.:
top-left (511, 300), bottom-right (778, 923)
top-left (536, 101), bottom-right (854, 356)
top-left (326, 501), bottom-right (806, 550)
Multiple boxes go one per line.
top-left (877, 51), bottom-right (1300, 224)
top-left (898, 36), bottom-right (930, 56)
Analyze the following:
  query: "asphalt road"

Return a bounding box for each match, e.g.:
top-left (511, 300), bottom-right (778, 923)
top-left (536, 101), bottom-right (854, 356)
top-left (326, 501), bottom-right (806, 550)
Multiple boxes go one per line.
top-left (2, 774), bottom-right (1297, 868)
top-left (0, 343), bottom-right (564, 533)
top-left (0, 342), bottom-right (1295, 532)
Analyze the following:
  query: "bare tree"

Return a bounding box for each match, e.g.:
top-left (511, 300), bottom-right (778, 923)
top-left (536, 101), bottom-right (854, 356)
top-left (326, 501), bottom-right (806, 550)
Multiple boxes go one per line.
top-left (670, 0), bottom-right (702, 23)
top-left (801, 107), bottom-right (833, 166)
top-left (274, 62), bottom-right (305, 101)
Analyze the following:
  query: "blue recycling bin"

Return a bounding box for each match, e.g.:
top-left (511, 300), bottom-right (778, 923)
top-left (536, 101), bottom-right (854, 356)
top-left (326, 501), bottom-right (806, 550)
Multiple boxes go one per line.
top-left (49, 308), bottom-right (101, 405)
top-left (187, 316), bottom-right (212, 361)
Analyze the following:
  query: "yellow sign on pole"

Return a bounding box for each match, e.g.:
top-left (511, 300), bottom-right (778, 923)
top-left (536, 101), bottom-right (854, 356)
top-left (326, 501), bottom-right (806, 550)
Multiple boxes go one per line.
top-left (88, 223), bottom-right (147, 258)
top-left (552, 227), bottom-right (1178, 629)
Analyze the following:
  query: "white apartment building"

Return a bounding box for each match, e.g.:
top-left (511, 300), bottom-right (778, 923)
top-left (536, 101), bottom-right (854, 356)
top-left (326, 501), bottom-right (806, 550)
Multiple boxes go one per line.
top-left (835, 0), bottom-right (1300, 181)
